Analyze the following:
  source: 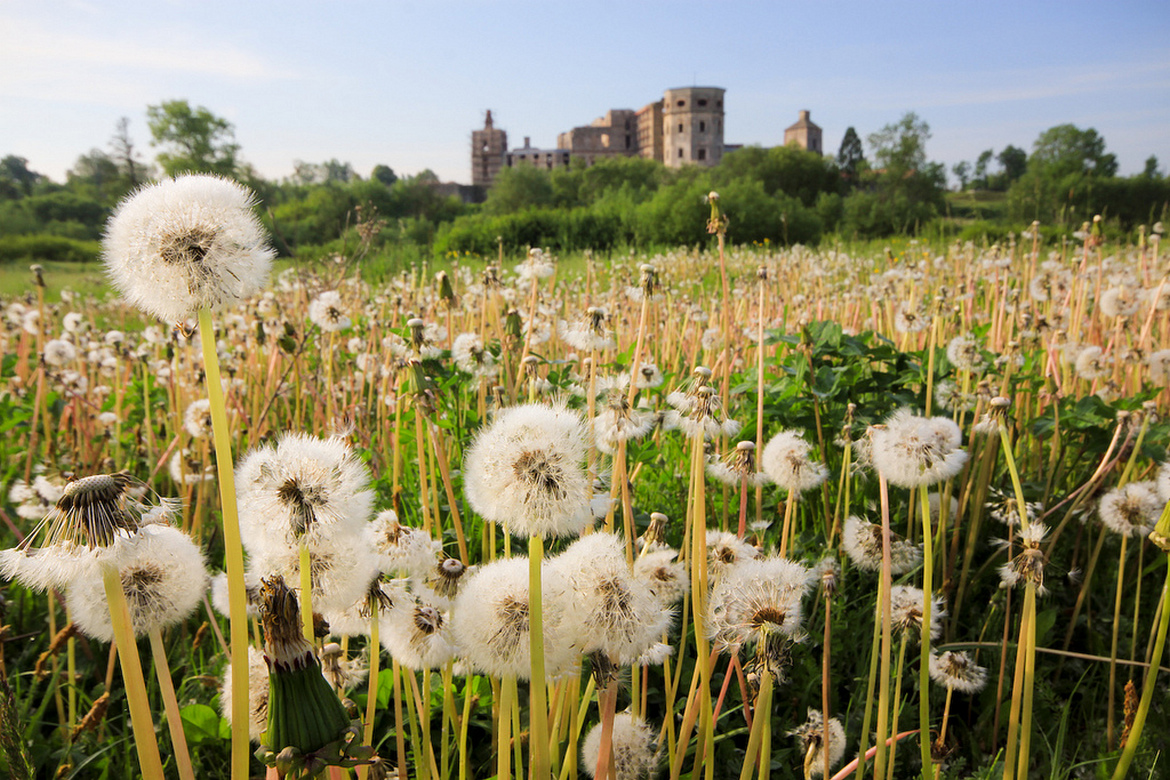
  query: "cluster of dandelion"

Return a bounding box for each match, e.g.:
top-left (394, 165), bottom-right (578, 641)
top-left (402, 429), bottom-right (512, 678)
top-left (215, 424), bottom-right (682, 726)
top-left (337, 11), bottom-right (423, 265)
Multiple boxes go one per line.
top-left (0, 177), bottom-right (1168, 780)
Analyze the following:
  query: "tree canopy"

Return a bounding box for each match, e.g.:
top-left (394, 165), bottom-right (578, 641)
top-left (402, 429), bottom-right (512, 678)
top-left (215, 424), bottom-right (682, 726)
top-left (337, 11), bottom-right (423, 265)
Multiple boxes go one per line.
top-left (146, 100), bottom-right (241, 177)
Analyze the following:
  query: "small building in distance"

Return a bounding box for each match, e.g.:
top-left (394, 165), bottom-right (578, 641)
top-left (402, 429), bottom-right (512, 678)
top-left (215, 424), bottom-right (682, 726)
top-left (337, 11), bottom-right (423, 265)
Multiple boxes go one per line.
top-left (471, 87), bottom-right (726, 189)
top-left (471, 110), bottom-right (508, 189)
top-left (783, 110), bottom-right (823, 154)
top-left (507, 137), bottom-right (572, 171)
top-left (557, 109), bottom-right (639, 166)
top-left (662, 86), bottom-right (725, 168)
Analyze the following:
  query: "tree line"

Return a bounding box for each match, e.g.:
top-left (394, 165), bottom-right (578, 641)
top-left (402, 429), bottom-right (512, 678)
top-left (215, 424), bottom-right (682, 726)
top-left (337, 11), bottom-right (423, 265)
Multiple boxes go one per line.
top-left (2, 100), bottom-right (1168, 268)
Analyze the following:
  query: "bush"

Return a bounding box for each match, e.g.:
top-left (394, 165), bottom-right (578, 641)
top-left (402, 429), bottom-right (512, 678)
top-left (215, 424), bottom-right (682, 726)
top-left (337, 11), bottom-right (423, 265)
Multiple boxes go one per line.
top-left (0, 234), bottom-right (100, 264)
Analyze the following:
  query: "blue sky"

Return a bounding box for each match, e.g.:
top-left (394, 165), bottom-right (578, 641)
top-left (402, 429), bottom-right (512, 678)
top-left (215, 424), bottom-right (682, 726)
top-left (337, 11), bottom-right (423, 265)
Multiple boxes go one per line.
top-left (3, 0), bottom-right (1168, 185)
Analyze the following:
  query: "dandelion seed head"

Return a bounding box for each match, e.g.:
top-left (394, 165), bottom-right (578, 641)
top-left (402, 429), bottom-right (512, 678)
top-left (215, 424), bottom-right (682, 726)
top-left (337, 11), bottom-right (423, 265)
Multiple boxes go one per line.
top-left (555, 533), bottom-right (670, 665)
top-left (887, 585), bottom-right (944, 642)
top-left (761, 430), bottom-right (828, 494)
top-left (708, 556), bottom-right (810, 653)
top-left (451, 556), bottom-right (574, 679)
top-left (464, 403), bottom-right (593, 538)
top-left (103, 175), bottom-right (273, 323)
top-left (67, 525), bottom-right (208, 641)
top-left (787, 709), bottom-right (847, 778)
top-left (1099, 481), bottom-right (1161, 537)
top-left (929, 650), bottom-right (988, 694)
top-left (633, 548), bottom-right (689, 606)
top-left (220, 645), bottom-right (269, 743)
top-left (870, 409), bottom-right (968, 488)
top-left (841, 515), bottom-right (922, 574)
top-left (581, 712), bottom-right (659, 780)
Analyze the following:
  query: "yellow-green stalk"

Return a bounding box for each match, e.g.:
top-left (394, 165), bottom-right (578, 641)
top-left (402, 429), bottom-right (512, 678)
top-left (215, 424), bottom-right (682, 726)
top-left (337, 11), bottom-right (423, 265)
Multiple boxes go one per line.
top-left (198, 307), bottom-right (251, 780)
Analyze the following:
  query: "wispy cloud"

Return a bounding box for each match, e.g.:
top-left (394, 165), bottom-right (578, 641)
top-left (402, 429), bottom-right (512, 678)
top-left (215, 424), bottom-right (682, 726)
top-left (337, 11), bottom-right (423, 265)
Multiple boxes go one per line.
top-left (0, 15), bottom-right (296, 104)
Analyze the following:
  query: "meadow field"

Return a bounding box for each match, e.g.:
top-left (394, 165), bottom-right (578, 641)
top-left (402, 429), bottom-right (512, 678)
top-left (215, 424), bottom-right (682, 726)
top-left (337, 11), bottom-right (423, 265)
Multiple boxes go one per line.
top-left (0, 184), bottom-right (1168, 780)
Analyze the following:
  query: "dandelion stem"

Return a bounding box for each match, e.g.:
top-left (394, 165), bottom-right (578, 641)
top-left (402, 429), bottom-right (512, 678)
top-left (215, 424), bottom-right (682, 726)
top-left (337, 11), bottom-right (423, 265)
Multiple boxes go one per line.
top-left (148, 627), bottom-right (195, 780)
top-left (101, 564), bottom-right (164, 778)
top-left (358, 612), bottom-right (381, 780)
top-left (918, 485), bottom-right (935, 779)
top-left (198, 307), bottom-right (250, 780)
top-left (529, 535), bottom-right (551, 780)
top-left (1112, 556), bottom-right (1170, 779)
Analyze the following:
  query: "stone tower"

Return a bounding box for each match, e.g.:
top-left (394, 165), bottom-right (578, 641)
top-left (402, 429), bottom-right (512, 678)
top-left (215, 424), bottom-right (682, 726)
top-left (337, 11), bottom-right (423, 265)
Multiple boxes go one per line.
top-left (662, 87), bottom-right (724, 168)
top-left (472, 110), bottom-right (507, 189)
top-left (784, 110), bottom-right (823, 154)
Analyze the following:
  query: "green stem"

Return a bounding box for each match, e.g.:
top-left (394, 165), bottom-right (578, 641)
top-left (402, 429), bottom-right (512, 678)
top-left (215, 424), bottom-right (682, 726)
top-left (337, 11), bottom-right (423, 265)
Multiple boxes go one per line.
top-left (358, 612), bottom-right (381, 780)
top-left (736, 672), bottom-right (772, 780)
top-left (299, 543), bottom-right (315, 643)
top-left (1112, 558), bottom-right (1170, 778)
top-left (149, 628), bottom-right (195, 780)
top-left (198, 307), bottom-right (250, 780)
top-left (918, 486), bottom-right (935, 779)
top-left (529, 535), bottom-right (551, 780)
top-left (101, 565), bottom-right (164, 778)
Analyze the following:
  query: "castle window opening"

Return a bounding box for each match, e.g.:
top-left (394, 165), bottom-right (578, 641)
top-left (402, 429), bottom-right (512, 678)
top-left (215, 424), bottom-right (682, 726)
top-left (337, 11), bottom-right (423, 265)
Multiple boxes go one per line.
top-left (698, 99), bottom-right (707, 107)
top-left (698, 148), bottom-right (706, 161)
top-left (678, 123), bottom-right (683, 133)
top-left (677, 100), bottom-right (685, 107)
top-left (699, 121), bottom-right (706, 132)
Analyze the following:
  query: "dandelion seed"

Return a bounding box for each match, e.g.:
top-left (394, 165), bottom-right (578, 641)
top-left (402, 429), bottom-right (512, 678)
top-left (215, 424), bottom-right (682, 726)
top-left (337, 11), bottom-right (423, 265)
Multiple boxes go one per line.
top-left (581, 712), bottom-right (659, 780)
top-left (1099, 482), bottom-right (1161, 537)
top-left (787, 709), bottom-right (846, 778)
top-left (761, 430), bottom-right (828, 493)
top-left (463, 402), bottom-right (593, 539)
top-left (103, 175), bottom-right (273, 323)
top-left (43, 339), bottom-right (77, 367)
top-left (929, 650), bottom-right (988, 694)
top-left (841, 515), bottom-right (922, 574)
top-left (66, 525), bottom-right (208, 642)
top-left (870, 409), bottom-right (968, 488)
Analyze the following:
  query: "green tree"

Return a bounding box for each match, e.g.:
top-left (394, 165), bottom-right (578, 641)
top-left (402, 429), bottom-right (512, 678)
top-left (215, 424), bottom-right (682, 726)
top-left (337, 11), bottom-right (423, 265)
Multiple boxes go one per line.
top-left (110, 117), bottom-right (146, 187)
top-left (836, 126), bottom-right (865, 183)
top-left (483, 166), bottom-right (556, 215)
top-left (867, 112), bottom-right (931, 173)
top-left (1142, 156), bottom-right (1161, 179)
top-left (1028, 124), bottom-right (1117, 178)
top-left (972, 149), bottom-right (994, 189)
top-left (951, 161), bottom-right (971, 191)
top-left (67, 149), bottom-right (127, 203)
top-left (372, 164), bottom-right (398, 187)
top-left (146, 100), bottom-right (240, 176)
top-left (0, 156), bottom-right (43, 199)
top-left (996, 145), bottom-right (1028, 186)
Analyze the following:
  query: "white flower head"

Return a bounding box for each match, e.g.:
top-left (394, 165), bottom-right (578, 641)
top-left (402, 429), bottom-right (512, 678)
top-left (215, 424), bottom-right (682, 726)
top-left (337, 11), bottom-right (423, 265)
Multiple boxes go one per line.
top-left (581, 711), bottom-right (659, 780)
top-left (66, 525), bottom-right (209, 641)
top-left (708, 555), bottom-right (810, 653)
top-left (103, 174), bottom-right (273, 323)
top-left (841, 515), bottom-right (922, 574)
top-left (787, 709), bottom-right (847, 778)
top-left (308, 290), bottom-right (352, 332)
top-left (451, 555), bottom-right (574, 679)
top-left (554, 533), bottom-right (671, 666)
top-left (463, 403), bottom-right (593, 538)
top-left (235, 432), bottom-right (374, 550)
top-left (1098, 481), bottom-right (1161, 537)
top-left (929, 650), bottom-right (988, 694)
top-left (870, 409), bottom-right (968, 488)
top-left (761, 430), bottom-right (828, 494)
